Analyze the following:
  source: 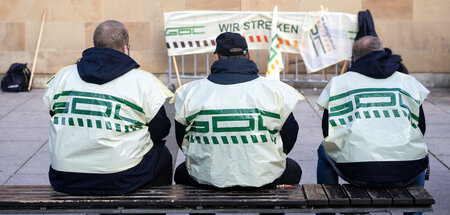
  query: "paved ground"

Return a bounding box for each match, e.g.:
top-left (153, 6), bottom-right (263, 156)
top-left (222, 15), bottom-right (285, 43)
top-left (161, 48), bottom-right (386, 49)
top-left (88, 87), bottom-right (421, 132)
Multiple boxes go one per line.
top-left (0, 88), bottom-right (449, 215)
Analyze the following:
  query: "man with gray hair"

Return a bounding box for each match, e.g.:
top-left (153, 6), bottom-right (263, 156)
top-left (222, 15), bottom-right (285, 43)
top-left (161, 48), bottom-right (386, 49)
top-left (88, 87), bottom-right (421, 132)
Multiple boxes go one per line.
top-left (43, 20), bottom-right (173, 195)
top-left (316, 36), bottom-right (429, 192)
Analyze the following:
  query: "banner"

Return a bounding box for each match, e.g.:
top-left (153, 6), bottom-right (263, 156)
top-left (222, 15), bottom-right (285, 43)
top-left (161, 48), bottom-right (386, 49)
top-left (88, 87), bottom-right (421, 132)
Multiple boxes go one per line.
top-left (164, 11), bottom-right (357, 73)
top-left (301, 13), bottom-right (358, 73)
top-left (266, 6), bottom-right (283, 80)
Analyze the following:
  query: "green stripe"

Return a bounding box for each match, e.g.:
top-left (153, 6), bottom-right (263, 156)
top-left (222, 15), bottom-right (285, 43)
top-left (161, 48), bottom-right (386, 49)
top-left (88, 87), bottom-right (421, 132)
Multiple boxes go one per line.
top-left (251, 135), bottom-right (258, 143)
top-left (329, 101), bottom-right (353, 117)
top-left (355, 112), bottom-right (361, 119)
top-left (195, 136), bottom-right (201, 144)
top-left (221, 136), bottom-right (229, 144)
top-left (77, 118), bottom-right (84, 127)
top-left (61, 117), bottom-right (65, 125)
top-left (241, 136), bottom-right (248, 144)
top-left (411, 113), bottom-right (419, 121)
top-left (329, 88), bottom-right (420, 104)
top-left (383, 110), bottom-right (390, 118)
top-left (105, 121), bottom-right (112, 130)
top-left (68, 118), bottom-right (74, 126)
top-left (330, 119), bottom-right (337, 126)
top-left (348, 30), bottom-right (357, 34)
top-left (212, 136), bottom-right (219, 144)
top-left (96, 120), bottom-right (102, 129)
top-left (53, 117), bottom-right (58, 125)
top-left (363, 111), bottom-right (371, 118)
top-left (115, 123), bottom-right (121, 132)
top-left (393, 110), bottom-right (400, 117)
top-left (186, 108), bottom-right (280, 123)
top-left (87, 119), bottom-right (92, 128)
top-left (53, 91), bottom-right (144, 114)
top-left (189, 135), bottom-right (194, 143)
top-left (338, 118), bottom-right (346, 125)
top-left (231, 136), bottom-right (238, 144)
top-left (203, 136), bottom-right (210, 144)
top-left (347, 115), bottom-right (353, 122)
top-left (260, 135), bottom-right (268, 142)
top-left (124, 125), bottom-right (129, 132)
top-left (373, 110), bottom-right (381, 118)
top-left (403, 110), bottom-right (408, 117)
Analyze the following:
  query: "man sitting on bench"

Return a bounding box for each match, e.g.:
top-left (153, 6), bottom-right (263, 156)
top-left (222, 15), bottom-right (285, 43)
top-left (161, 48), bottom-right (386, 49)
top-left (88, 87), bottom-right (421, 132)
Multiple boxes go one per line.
top-left (171, 32), bottom-right (303, 190)
top-left (43, 20), bottom-right (173, 195)
top-left (316, 36), bottom-right (429, 215)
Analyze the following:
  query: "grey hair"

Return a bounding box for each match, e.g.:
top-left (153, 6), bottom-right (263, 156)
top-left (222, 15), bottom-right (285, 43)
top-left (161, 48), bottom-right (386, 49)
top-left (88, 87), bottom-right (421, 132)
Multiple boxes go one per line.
top-left (93, 20), bottom-right (129, 51)
top-left (352, 36), bottom-right (383, 60)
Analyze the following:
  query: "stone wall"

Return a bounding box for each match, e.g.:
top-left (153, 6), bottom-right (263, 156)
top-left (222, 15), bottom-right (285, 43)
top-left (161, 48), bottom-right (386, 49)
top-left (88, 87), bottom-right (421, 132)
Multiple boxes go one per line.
top-left (0, 0), bottom-right (449, 88)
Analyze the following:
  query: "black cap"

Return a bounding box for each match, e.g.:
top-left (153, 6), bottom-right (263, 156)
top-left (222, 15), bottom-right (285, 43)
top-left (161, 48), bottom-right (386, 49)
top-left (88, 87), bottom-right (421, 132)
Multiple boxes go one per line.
top-left (214, 32), bottom-right (248, 56)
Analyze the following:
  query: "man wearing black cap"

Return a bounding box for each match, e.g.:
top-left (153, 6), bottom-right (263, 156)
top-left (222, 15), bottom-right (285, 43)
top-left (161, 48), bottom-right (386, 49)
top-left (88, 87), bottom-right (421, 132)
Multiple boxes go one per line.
top-left (170, 32), bottom-right (303, 190)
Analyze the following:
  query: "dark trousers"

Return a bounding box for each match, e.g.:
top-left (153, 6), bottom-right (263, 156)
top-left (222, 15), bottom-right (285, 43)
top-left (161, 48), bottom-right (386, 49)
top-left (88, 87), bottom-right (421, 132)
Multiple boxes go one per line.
top-left (174, 157), bottom-right (302, 190)
top-left (145, 145), bottom-right (173, 186)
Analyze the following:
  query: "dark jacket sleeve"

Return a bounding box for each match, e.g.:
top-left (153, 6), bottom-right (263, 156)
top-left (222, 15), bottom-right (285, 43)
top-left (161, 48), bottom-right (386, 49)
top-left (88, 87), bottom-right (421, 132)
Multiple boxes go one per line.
top-left (322, 106), bottom-right (426, 137)
top-left (175, 120), bottom-right (187, 149)
top-left (418, 105), bottom-right (426, 135)
top-left (147, 106), bottom-right (171, 144)
top-left (322, 109), bottom-right (329, 138)
top-left (280, 113), bottom-right (299, 154)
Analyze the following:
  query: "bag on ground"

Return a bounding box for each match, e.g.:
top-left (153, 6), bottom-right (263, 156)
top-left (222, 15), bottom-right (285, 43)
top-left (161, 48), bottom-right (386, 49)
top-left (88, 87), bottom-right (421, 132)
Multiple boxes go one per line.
top-left (1, 63), bottom-right (31, 92)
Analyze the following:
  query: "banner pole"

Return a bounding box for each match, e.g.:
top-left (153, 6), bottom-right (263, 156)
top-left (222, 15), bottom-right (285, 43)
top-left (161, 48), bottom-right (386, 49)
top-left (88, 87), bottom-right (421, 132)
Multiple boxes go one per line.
top-left (172, 56), bottom-right (182, 87)
top-left (340, 60), bottom-right (349, 75)
top-left (28, 9), bottom-right (47, 91)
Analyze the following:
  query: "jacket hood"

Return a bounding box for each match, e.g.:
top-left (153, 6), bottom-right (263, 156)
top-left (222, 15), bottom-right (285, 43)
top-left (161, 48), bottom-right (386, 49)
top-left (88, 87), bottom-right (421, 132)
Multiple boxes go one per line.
top-left (77, 47), bottom-right (139, 84)
top-left (349, 48), bottom-right (408, 79)
top-left (208, 58), bottom-right (259, 84)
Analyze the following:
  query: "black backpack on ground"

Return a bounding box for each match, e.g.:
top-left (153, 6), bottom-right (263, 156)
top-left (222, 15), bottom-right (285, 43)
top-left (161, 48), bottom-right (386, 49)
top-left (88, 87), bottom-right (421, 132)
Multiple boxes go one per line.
top-left (1, 63), bottom-right (31, 92)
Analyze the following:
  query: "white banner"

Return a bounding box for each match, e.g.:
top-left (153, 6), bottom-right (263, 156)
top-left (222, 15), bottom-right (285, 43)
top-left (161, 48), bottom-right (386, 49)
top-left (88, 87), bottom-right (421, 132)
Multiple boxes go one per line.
top-left (266, 6), bottom-right (283, 80)
top-left (164, 11), bottom-right (357, 73)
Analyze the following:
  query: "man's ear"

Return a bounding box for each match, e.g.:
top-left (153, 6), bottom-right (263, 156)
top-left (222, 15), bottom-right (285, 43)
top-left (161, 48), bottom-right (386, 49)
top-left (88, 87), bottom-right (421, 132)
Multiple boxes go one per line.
top-left (215, 54), bottom-right (220, 60)
top-left (123, 44), bottom-right (129, 55)
top-left (247, 51), bottom-right (251, 60)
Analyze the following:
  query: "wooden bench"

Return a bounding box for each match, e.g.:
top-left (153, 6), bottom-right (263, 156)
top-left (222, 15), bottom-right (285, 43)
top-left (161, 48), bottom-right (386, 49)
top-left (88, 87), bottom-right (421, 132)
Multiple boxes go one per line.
top-left (0, 184), bottom-right (434, 214)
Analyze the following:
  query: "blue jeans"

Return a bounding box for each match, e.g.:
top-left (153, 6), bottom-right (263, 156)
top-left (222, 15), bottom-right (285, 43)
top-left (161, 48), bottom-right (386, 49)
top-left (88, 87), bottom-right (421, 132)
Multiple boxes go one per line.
top-left (316, 142), bottom-right (425, 215)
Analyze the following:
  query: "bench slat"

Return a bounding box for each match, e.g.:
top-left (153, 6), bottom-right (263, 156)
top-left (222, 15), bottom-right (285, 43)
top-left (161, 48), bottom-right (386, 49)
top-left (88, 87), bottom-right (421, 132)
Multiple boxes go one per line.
top-left (322, 184), bottom-right (349, 206)
top-left (406, 185), bottom-right (435, 206)
top-left (302, 184), bottom-right (328, 206)
top-left (366, 188), bottom-right (392, 205)
top-left (342, 184), bottom-right (371, 206)
top-left (387, 187), bottom-right (414, 206)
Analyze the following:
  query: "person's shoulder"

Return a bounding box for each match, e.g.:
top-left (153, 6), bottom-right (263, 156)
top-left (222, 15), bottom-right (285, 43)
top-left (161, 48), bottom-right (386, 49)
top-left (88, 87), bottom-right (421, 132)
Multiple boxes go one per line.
top-left (46, 64), bottom-right (77, 86)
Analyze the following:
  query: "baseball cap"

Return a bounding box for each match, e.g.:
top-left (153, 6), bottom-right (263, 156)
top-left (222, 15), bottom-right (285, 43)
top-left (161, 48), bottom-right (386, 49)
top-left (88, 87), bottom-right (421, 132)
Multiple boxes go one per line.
top-left (214, 32), bottom-right (248, 56)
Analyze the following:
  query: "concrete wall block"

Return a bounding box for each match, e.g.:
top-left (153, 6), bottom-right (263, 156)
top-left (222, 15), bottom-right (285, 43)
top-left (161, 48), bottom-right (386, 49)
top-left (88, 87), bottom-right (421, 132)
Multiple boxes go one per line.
top-left (362, 0), bottom-right (413, 20)
top-left (37, 51), bottom-right (81, 75)
top-left (25, 22), bottom-right (85, 52)
top-left (84, 22), bottom-right (100, 49)
top-left (414, 0), bottom-right (450, 21)
top-left (102, 0), bottom-right (141, 21)
top-left (399, 50), bottom-right (429, 73)
top-left (140, 0), bottom-right (164, 22)
top-left (0, 22), bottom-right (25, 51)
top-left (0, 51), bottom-right (33, 74)
top-left (126, 22), bottom-right (151, 50)
top-left (150, 22), bottom-right (169, 53)
top-left (299, 0), bottom-right (362, 14)
top-left (377, 21), bottom-right (432, 51)
top-left (160, 0), bottom-right (186, 12)
top-left (186, 0), bottom-right (241, 10)
top-left (51, 0), bottom-right (102, 21)
top-left (132, 51), bottom-right (171, 74)
top-left (0, 0), bottom-right (50, 21)
top-left (241, 0), bottom-right (301, 12)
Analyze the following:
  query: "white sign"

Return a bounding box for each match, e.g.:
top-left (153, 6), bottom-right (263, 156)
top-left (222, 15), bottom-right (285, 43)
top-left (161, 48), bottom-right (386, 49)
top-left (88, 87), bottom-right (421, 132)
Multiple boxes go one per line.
top-left (164, 11), bottom-right (357, 73)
